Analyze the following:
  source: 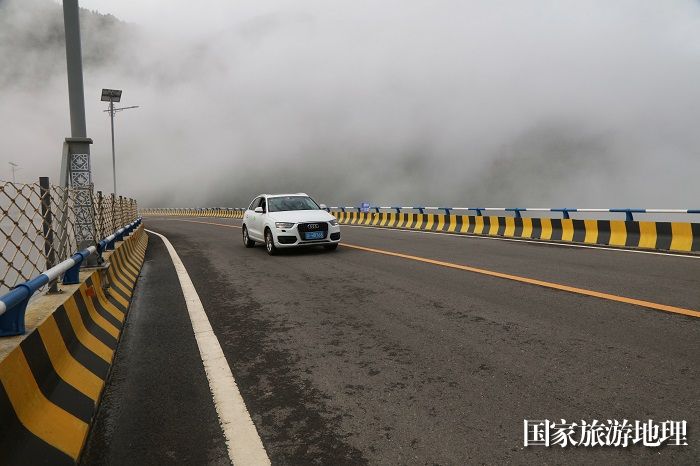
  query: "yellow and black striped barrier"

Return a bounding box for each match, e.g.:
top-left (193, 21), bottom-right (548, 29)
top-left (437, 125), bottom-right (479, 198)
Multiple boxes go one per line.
top-left (140, 208), bottom-right (244, 219)
top-left (138, 207), bottom-right (698, 253)
top-left (331, 211), bottom-right (700, 253)
top-left (0, 225), bottom-right (148, 464)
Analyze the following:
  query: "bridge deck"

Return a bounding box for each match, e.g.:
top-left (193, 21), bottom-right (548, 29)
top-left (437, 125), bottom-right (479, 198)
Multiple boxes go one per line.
top-left (83, 217), bottom-right (699, 465)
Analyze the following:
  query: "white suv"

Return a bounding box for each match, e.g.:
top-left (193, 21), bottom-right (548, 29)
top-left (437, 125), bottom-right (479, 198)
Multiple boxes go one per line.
top-left (242, 193), bottom-right (341, 255)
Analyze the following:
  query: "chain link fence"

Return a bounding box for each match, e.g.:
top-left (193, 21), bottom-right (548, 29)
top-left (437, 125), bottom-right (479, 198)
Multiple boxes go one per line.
top-left (0, 179), bottom-right (137, 295)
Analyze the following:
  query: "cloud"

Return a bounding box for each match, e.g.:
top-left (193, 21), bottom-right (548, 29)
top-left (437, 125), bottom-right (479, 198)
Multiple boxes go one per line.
top-left (2, 0), bottom-right (700, 208)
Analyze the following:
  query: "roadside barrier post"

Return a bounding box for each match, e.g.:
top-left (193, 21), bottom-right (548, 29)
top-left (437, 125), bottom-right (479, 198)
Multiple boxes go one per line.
top-left (552, 208), bottom-right (574, 219)
top-left (63, 251), bottom-right (88, 285)
top-left (506, 208), bottom-right (524, 218)
top-left (0, 287), bottom-right (31, 336)
top-left (610, 208), bottom-right (645, 222)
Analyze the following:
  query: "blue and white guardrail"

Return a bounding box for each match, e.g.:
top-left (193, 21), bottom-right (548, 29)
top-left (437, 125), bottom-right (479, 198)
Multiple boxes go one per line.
top-left (0, 218), bottom-right (142, 336)
top-left (328, 207), bottom-right (700, 221)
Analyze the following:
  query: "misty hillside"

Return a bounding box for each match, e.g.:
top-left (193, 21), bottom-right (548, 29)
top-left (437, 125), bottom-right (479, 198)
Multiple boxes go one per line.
top-left (0, 0), bottom-right (133, 89)
top-left (1, 0), bottom-right (699, 207)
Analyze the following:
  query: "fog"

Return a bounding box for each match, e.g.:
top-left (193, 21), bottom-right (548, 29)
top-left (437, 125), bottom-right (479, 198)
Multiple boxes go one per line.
top-left (2, 0), bottom-right (700, 208)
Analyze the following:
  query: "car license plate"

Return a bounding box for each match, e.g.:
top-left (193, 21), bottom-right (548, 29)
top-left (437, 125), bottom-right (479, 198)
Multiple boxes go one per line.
top-left (304, 231), bottom-right (324, 240)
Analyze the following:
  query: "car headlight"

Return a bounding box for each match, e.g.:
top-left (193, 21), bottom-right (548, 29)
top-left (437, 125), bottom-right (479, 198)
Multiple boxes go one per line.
top-left (328, 219), bottom-right (339, 226)
top-left (275, 222), bottom-right (295, 229)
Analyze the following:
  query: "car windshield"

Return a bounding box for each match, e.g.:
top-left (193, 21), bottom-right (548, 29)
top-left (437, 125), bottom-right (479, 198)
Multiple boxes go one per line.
top-left (268, 196), bottom-right (320, 212)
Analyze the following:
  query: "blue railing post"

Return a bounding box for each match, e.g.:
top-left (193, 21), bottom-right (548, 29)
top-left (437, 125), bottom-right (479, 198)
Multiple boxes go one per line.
top-left (96, 239), bottom-right (106, 264)
top-left (63, 251), bottom-right (89, 285)
top-left (0, 288), bottom-right (30, 336)
top-left (393, 207), bottom-right (401, 214)
top-left (553, 208), bottom-right (575, 219)
top-left (115, 228), bottom-right (126, 242)
top-left (416, 207), bottom-right (425, 215)
top-left (441, 207), bottom-right (451, 216)
top-left (0, 274), bottom-right (49, 336)
top-left (506, 208), bottom-right (524, 218)
top-left (472, 208), bottom-right (484, 216)
top-left (610, 208), bottom-right (645, 222)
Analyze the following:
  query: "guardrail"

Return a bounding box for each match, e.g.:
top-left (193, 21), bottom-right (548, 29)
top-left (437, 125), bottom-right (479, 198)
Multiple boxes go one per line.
top-left (140, 206), bottom-right (700, 222)
top-left (0, 223), bottom-right (149, 464)
top-left (329, 207), bottom-right (700, 253)
top-left (0, 218), bottom-right (142, 336)
top-left (326, 207), bottom-right (700, 221)
top-left (139, 206), bottom-right (700, 253)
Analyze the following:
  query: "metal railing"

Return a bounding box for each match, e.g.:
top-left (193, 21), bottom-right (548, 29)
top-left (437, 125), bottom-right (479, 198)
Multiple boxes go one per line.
top-left (0, 179), bottom-right (137, 295)
top-left (140, 206), bottom-right (700, 222)
top-left (139, 206), bottom-right (700, 221)
top-left (328, 206), bottom-right (700, 222)
top-left (0, 218), bottom-right (142, 336)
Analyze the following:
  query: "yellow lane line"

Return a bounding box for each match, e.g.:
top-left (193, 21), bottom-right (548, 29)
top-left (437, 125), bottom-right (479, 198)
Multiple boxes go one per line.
top-left (342, 243), bottom-right (700, 319)
top-left (155, 218), bottom-right (700, 318)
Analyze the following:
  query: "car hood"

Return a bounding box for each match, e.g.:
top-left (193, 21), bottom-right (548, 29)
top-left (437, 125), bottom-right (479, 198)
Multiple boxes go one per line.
top-left (267, 210), bottom-right (335, 223)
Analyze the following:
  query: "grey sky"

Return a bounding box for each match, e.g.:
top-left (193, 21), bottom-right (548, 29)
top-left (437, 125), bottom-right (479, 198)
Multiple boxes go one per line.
top-left (4, 1), bottom-right (700, 208)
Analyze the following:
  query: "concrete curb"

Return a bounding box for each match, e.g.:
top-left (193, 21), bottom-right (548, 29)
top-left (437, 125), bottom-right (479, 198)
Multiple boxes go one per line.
top-left (332, 212), bottom-right (700, 253)
top-left (138, 208), bottom-right (699, 253)
top-left (0, 225), bottom-right (148, 465)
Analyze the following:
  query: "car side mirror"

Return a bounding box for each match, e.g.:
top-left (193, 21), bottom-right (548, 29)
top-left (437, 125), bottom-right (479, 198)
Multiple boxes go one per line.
top-left (319, 204), bottom-right (327, 210)
top-left (254, 207), bottom-right (264, 213)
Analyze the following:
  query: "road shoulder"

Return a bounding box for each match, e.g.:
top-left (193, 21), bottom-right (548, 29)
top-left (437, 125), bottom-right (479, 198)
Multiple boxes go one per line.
top-left (80, 235), bottom-right (230, 465)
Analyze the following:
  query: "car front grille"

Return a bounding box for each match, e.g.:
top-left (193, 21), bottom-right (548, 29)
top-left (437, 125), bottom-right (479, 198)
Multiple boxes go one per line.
top-left (297, 222), bottom-right (329, 239)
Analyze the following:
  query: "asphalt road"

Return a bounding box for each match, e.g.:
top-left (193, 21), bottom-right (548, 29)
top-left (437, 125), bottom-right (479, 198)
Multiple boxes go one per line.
top-left (83, 217), bottom-right (700, 465)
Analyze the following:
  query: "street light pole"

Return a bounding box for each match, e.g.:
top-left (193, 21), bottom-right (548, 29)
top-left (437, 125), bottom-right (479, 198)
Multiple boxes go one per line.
top-left (62, 0), bottom-right (96, 259)
top-left (63, 0), bottom-right (87, 140)
top-left (8, 162), bottom-right (19, 183)
top-left (110, 97), bottom-right (116, 194)
top-left (101, 88), bottom-right (138, 196)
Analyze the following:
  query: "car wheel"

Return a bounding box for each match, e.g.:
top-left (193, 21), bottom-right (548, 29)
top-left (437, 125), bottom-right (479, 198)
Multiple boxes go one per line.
top-left (242, 225), bottom-right (255, 248)
top-left (324, 243), bottom-right (338, 251)
top-left (265, 228), bottom-right (277, 255)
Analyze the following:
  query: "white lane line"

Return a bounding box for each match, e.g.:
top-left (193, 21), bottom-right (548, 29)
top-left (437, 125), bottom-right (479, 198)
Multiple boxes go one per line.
top-left (146, 229), bottom-right (270, 466)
